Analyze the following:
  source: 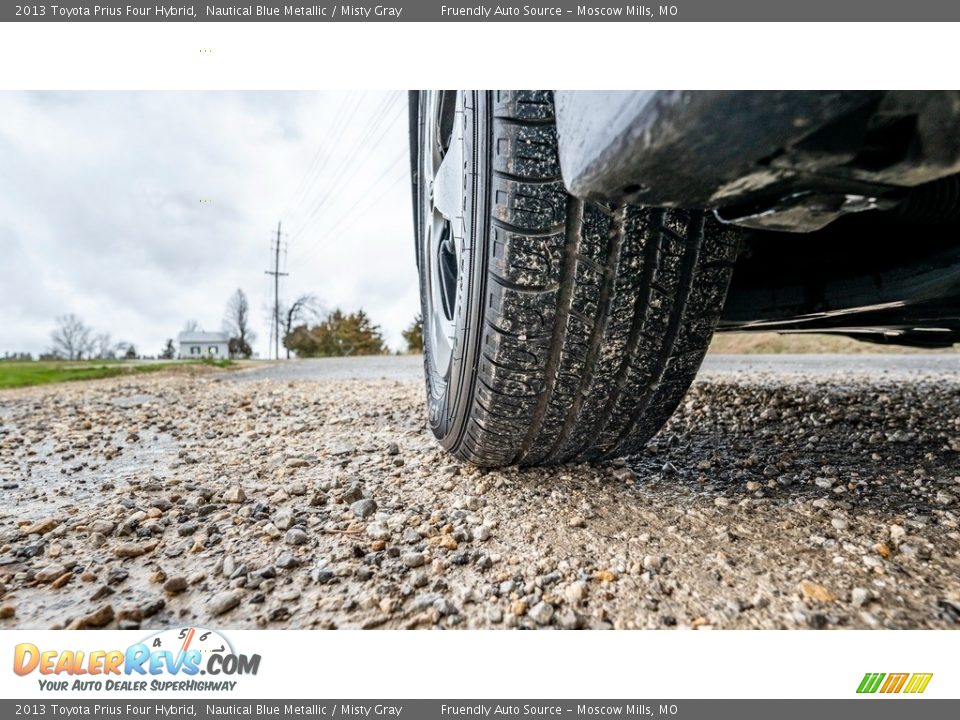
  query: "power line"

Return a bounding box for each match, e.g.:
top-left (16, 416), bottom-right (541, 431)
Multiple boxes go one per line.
top-left (264, 221), bottom-right (289, 360)
top-left (265, 92), bottom-right (410, 337)
top-left (299, 93), bottom-right (404, 224)
top-left (288, 92), bottom-right (405, 243)
top-left (283, 91), bottom-right (369, 223)
top-left (291, 147), bottom-right (407, 261)
top-left (282, 93), bottom-right (352, 214)
top-left (292, 163), bottom-right (409, 265)
top-left (289, 95), bottom-right (407, 247)
top-left (286, 92), bottom-right (385, 233)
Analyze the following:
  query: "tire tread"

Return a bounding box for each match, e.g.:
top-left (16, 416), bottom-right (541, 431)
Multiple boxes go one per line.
top-left (452, 91), bottom-right (739, 466)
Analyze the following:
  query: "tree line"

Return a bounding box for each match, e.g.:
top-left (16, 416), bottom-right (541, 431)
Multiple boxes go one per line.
top-left (47, 314), bottom-right (139, 361)
top-left (282, 305), bottom-right (423, 357)
top-left (8, 291), bottom-right (426, 362)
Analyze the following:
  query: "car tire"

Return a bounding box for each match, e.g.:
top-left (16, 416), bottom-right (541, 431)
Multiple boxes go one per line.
top-left (415, 90), bottom-right (740, 466)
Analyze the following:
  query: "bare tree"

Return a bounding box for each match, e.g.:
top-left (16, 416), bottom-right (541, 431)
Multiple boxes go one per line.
top-left (181, 319), bottom-right (202, 334)
top-left (280, 294), bottom-right (321, 359)
top-left (93, 332), bottom-right (116, 360)
top-left (223, 288), bottom-right (256, 358)
top-left (50, 314), bottom-right (93, 360)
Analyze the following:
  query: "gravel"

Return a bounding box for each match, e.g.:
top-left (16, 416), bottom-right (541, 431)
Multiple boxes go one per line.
top-left (0, 355), bottom-right (958, 629)
top-left (208, 590), bottom-right (242, 616)
top-left (349, 498), bottom-right (377, 519)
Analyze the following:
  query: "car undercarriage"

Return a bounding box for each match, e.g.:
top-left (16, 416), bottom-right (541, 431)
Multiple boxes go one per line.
top-left (555, 90), bottom-right (960, 346)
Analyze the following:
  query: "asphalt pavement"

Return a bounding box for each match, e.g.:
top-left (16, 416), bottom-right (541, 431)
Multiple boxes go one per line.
top-left (230, 353), bottom-right (959, 383)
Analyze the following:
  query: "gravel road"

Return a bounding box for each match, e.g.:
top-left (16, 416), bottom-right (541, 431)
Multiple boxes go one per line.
top-left (1, 354), bottom-right (958, 630)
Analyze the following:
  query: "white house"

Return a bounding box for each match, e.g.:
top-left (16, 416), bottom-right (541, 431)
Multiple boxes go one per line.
top-left (178, 331), bottom-right (230, 360)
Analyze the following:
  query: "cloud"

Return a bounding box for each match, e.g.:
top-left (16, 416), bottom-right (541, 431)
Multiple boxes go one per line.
top-left (0, 91), bottom-right (417, 357)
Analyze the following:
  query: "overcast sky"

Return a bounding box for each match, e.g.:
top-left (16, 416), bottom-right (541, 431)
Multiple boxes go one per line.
top-left (0, 91), bottom-right (417, 358)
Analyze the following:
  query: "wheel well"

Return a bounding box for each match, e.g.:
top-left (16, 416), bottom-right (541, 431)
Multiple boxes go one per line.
top-left (719, 208), bottom-right (960, 346)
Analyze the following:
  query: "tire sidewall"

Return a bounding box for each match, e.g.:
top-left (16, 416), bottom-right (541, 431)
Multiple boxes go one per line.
top-left (417, 91), bottom-right (490, 451)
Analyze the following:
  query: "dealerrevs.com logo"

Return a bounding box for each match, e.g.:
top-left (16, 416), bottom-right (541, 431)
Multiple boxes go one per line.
top-left (856, 673), bottom-right (933, 694)
top-left (13, 627), bottom-right (260, 692)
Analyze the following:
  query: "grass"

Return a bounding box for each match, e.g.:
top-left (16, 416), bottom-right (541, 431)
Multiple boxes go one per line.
top-left (0, 358), bottom-right (234, 389)
top-left (709, 332), bottom-right (959, 354)
top-left (199, 356), bottom-right (234, 369)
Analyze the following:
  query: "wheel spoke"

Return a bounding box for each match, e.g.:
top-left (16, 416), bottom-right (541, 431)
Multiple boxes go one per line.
top-left (432, 128), bottom-right (463, 222)
top-left (422, 91), bottom-right (466, 382)
top-left (438, 232), bottom-right (458, 319)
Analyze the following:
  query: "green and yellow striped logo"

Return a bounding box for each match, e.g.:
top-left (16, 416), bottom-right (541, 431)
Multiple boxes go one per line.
top-left (857, 672), bottom-right (933, 694)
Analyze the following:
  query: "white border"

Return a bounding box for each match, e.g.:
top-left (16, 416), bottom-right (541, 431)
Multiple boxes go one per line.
top-left (2, 629), bottom-right (956, 699)
top-left (0, 22), bottom-right (957, 90)
top-left (1, 17), bottom-right (958, 704)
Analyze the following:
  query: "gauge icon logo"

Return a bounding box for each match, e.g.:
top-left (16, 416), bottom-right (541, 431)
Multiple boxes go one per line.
top-left (142, 627), bottom-right (234, 658)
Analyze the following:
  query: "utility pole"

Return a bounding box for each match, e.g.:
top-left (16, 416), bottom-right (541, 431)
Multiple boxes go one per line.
top-left (264, 222), bottom-right (289, 360)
